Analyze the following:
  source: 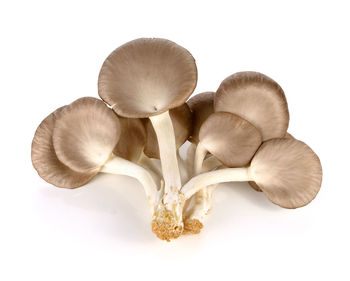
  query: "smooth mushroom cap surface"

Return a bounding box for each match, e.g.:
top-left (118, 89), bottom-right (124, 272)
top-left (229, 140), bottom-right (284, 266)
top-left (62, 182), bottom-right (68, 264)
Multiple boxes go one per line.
top-left (98, 38), bottom-right (198, 118)
top-left (248, 132), bottom-right (295, 191)
top-left (144, 103), bottom-right (193, 159)
top-left (215, 71), bottom-right (289, 141)
top-left (113, 116), bottom-right (146, 162)
top-left (187, 92), bottom-right (215, 144)
top-left (250, 138), bottom-right (322, 209)
top-left (31, 107), bottom-right (96, 188)
top-left (53, 97), bottom-right (121, 174)
top-left (199, 112), bottom-right (262, 167)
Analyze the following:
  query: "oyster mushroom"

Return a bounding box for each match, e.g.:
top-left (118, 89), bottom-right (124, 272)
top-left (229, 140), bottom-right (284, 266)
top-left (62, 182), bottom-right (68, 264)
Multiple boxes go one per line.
top-left (32, 97), bottom-right (158, 207)
top-left (181, 138), bottom-right (322, 209)
top-left (215, 71), bottom-right (289, 141)
top-left (98, 38), bottom-right (197, 240)
top-left (185, 112), bottom-right (262, 231)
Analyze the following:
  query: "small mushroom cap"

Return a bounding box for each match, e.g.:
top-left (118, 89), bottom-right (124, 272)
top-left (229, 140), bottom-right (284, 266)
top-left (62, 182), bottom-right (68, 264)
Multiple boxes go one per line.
top-left (199, 112), bottom-right (262, 167)
top-left (250, 138), bottom-right (322, 209)
top-left (98, 38), bottom-right (198, 118)
top-left (215, 71), bottom-right (289, 141)
top-left (113, 116), bottom-right (146, 162)
top-left (187, 92), bottom-right (215, 144)
top-left (144, 103), bottom-right (193, 159)
top-left (31, 107), bottom-right (96, 188)
top-left (53, 97), bottom-right (121, 174)
top-left (248, 132), bottom-right (295, 191)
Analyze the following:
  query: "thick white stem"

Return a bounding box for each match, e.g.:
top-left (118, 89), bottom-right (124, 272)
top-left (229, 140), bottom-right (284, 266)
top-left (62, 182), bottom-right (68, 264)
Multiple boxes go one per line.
top-left (100, 155), bottom-right (158, 207)
top-left (194, 142), bottom-right (208, 175)
top-left (150, 111), bottom-right (181, 204)
top-left (181, 167), bottom-right (253, 199)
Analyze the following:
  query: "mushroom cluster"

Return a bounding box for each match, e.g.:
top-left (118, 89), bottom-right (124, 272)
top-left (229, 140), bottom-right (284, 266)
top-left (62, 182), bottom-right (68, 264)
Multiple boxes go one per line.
top-left (32, 38), bottom-right (322, 241)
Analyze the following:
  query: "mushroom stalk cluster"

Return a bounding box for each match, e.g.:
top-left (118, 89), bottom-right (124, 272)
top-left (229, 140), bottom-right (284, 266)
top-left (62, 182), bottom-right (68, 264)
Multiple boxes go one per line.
top-left (32, 38), bottom-right (323, 241)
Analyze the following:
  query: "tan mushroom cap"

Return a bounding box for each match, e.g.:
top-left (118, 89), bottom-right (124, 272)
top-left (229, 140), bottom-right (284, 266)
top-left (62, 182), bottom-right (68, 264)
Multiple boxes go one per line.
top-left (284, 132), bottom-right (294, 139)
top-left (199, 112), bottom-right (262, 167)
top-left (248, 132), bottom-right (295, 192)
top-left (144, 103), bottom-right (193, 159)
top-left (250, 138), bottom-right (322, 209)
top-left (53, 97), bottom-right (121, 174)
top-left (187, 92), bottom-right (215, 144)
top-left (215, 71), bottom-right (289, 141)
top-left (31, 106), bottom-right (96, 188)
top-left (113, 116), bottom-right (146, 162)
top-left (98, 38), bottom-right (198, 118)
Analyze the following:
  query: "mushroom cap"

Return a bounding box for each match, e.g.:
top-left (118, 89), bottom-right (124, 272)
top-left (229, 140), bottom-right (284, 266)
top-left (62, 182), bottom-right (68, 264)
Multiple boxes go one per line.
top-left (187, 92), bottom-right (215, 144)
top-left (248, 132), bottom-right (295, 191)
top-left (284, 132), bottom-right (294, 139)
top-left (199, 112), bottom-right (262, 167)
top-left (144, 103), bottom-right (193, 159)
top-left (250, 138), bottom-right (322, 209)
top-left (98, 38), bottom-right (198, 118)
top-left (248, 181), bottom-right (262, 192)
top-left (53, 97), bottom-right (121, 174)
top-left (31, 106), bottom-right (96, 188)
top-left (113, 116), bottom-right (146, 162)
top-left (215, 71), bottom-right (289, 141)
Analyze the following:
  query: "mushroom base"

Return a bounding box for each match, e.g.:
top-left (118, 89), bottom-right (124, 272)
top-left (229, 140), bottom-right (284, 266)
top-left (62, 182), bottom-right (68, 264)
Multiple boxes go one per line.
top-left (183, 219), bottom-right (203, 234)
top-left (151, 199), bottom-right (184, 241)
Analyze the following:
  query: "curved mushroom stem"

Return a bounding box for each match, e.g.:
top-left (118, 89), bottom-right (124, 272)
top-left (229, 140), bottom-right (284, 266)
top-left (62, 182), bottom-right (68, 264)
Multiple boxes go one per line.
top-left (150, 111), bottom-right (184, 240)
top-left (100, 155), bottom-right (158, 209)
top-left (194, 142), bottom-right (208, 175)
top-left (181, 167), bottom-right (253, 200)
top-left (183, 184), bottom-right (216, 234)
top-left (183, 143), bottom-right (211, 233)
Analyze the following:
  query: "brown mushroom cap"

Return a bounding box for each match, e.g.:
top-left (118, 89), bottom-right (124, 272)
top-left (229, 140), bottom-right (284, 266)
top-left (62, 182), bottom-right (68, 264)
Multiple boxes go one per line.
top-left (187, 92), bottom-right (215, 144)
top-left (53, 97), bottom-right (121, 174)
top-left (113, 116), bottom-right (146, 162)
top-left (250, 138), bottom-right (322, 209)
top-left (31, 106), bottom-right (96, 188)
top-left (248, 132), bottom-right (295, 192)
top-left (215, 71), bottom-right (289, 141)
top-left (199, 112), bottom-right (262, 167)
top-left (143, 103), bottom-right (193, 159)
top-left (98, 38), bottom-right (198, 118)
top-left (284, 132), bottom-right (294, 139)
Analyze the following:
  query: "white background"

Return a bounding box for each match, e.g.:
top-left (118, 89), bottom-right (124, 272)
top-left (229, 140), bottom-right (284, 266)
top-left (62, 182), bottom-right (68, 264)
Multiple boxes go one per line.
top-left (1, 1), bottom-right (349, 280)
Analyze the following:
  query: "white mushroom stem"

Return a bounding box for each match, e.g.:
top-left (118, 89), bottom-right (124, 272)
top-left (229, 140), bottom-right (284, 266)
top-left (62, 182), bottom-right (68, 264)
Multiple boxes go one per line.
top-left (177, 151), bottom-right (189, 185)
top-left (150, 111), bottom-right (182, 204)
top-left (184, 143), bottom-right (214, 224)
top-left (186, 184), bottom-right (216, 222)
top-left (185, 143), bottom-right (196, 178)
top-left (194, 142), bottom-right (208, 175)
top-left (100, 155), bottom-right (158, 208)
top-left (181, 167), bottom-right (253, 199)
